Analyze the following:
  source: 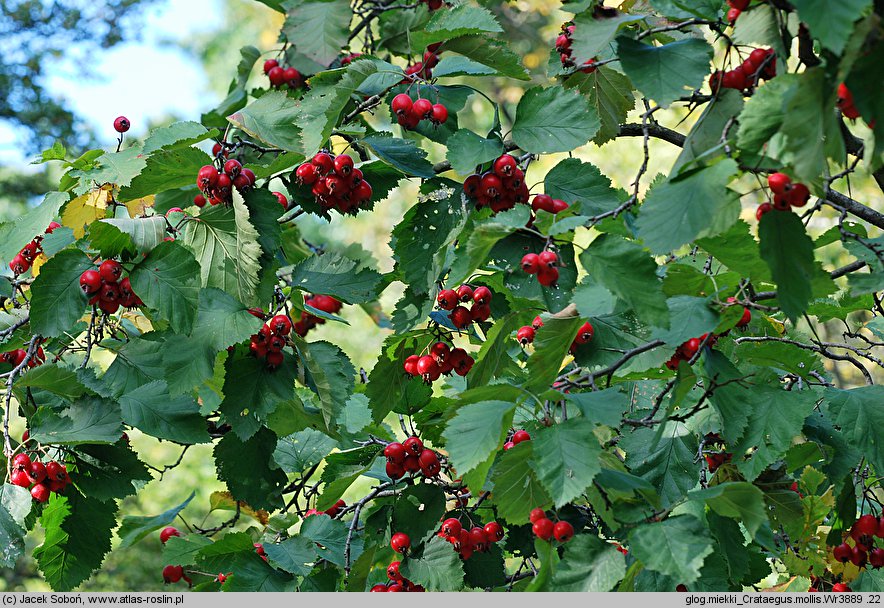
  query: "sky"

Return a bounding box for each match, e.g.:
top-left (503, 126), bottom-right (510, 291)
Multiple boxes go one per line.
top-left (0, 0), bottom-right (223, 167)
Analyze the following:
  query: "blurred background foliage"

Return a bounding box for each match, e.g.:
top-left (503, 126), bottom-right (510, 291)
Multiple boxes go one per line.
top-left (1, 0), bottom-right (880, 591)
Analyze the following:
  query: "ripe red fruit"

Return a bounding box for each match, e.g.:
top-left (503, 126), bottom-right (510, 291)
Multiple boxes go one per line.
top-left (267, 66), bottom-right (286, 87)
top-left (418, 449), bottom-right (441, 476)
top-left (270, 192), bottom-right (288, 209)
top-left (832, 583), bottom-right (851, 593)
top-left (456, 285), bottom-right (474, 302)
top-left (484, 521), bottom-right (504, 542)
top-left (370, 584), bottom-right (388, 592)
top-left (551, 199), bottom-right (569, 214)
top-left (270, 315), bottom-right (292, 336)
top-left (728, 0), bottom-right (749, 9)
top-left (10, 470), bottom-right (30, 488)
top-left (553, 521), bottom-right (574, 543)
top-left (470, 303), bottom-right (491, 323)
top-left (871, 548), bottom-right (884, 569)
top-left (160, 527), bottom-right (181, 544)
top-left (403, 355), bottom-right (419, 376)
top-left (193, 194), bottom-right (207, 208)
top-left (767, 172), bottom-right (792, 195)
top-left (493, 155), bottom-right (518, 178)
top-left (386, 460), bottom-right (405, 480)
top-left (162, 565), bottom-right (184, 584)
top-left (416, 355), bottom-right (438, 378)
top-left (98, 260), bottom-right (122, 283)
top-left (575, 321), bottom-right (594, 344)
top-left (532, 517), bottom-right (554, 540)
top-left (517, 326), bottom-right (536, 345)
top-left (480, 173), bottom-right (503, 199)
top-left (295, 163), bottom-right (318, 185)
top-left (529, 508), bottom-right (546, 523)
top-left (390, 532), bottom-right (411, 554)
top-left (472, 286), bottom-right (492, 305)
top-left (223, 159), bottom-right (242, 179)
top-left (283, 67), bottom-right (301, 86)
top-left (755, 202), bottom-right (773, 221)
top-left (391, 94), bottom-right (413, 117)
top-left (469, 527), bottom-right (488, 552)
top-left (856, 514), bottom-right (879, 537)
top-left (442, 518), bottom-right (462, 537)
top-left (449, 306), bottom-right (472, 329)
top-left (387, 584), bottom-right (404, 592)
top-left (676, 584), bottom-right (688, 592)
top-left (833, 542), bottom-right (853, 562)
top-left (387, 560), bottom-right (403, 582)
top-left (113, 116), bottom-right (131, 133)
top-left (537, 266), bottom-right (559, 287)
top-left (726, 7), bottom-right (740, 23)
top-left (265, 351), bottom-right (284, 368)
top-left (197, 164), bottom-right (220, 190)
top-left (851, 545), bottom-right (868, 567)
top-left (27, 461), bottom-right (47, 484)
top-left (748, 48), bottom-right (769, 68)
top-left (532, 194), bottom-right (554, 213)
top-left (384, 442), bottom-right (407, 463)
top-left (312, 152), bottom-right (335, 175)
top-left (403, 436), bottom-right (424, 456)
top-left (411, 98), bottom-right (433, 120)
top-left (403, 455), bottom-right (421, 473)
top-left (79, 270), bottom-right (102, 295)
top-left (331, 154), bottom-right (353, 177)
top-left (31, 483), bottom-right (50, 503)
top-left (263, 59), bottom-right (279, 74)
top-left (512, 430), bottom-right (531, 444)
top-left (437, 289), bottom-right (458, 310)
top-left (503, 441), bottom-right (515, 450)
top-left (736, 307), bottom-right (751, 328)
top-left (430, 104), bottom-right (448, 125)
top-left (538, 251), bottom-right (558, 268)
top-left (785, 182), bottom-right (810, 207)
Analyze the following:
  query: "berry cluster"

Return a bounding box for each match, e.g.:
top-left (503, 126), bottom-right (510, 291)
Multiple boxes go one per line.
top-left (10, 452), bottom-right (71, 503)
top-left (370, 559), bottom-right (425, 593)
top-left (516, 316), bottom-right (544, 345)
top-left (293, 294), bottom-right (344, 337)
top-left (837, 84), bottom-right (863, 121)
top-left (402, 45), bottom-right (442, 82)
top-left (463, 154), bottom-right (528, 213)
top-left (248, 314), bottom-right (292, 370)
top-left (555, 24), bottom-right (596, 73)
top-left (709, 48), bottom-right (776, 92)
top-left (529, 508), bottom-right (574, 543)
top-left (263, 59), bottom-right (304, 90)
top-left (390, 93), bottom-right (447, 131)
top-left (196, 159), bottom-right (256, 206)
top-left (436, 517), bottom-right (505, 561)
top-left (294, 152), bottom-right (372, 214)
top-left (520, 250), bottom-right (560, 287)
top-left (404, 342), bottom-right (474, 383)
top-left (437, 284), bottom-right (493, 329)
top-left (503, 429), bottom-right (530, 451)
top-left (756, 172), bottom-right (811, 219)
top-left (531, 193), bottom-right (569, 215)
top-left (9, 221), bottom-right (60, 276)
top-left (833, 514), bottom-right (884, 570)
top-left (665, 333), bottom-right (715, 371)
top-left (79, 260), bottom-right (143, 315)
top-left (725, 0), bottom-right (749, 24)
top-left (383, 437), bottom-right (442, 480)
top-left (1, 346), bottom-right (46, 369)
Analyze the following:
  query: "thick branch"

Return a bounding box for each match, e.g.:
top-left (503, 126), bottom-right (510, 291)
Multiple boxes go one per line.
top-left (617, 123), bottom-right (686, 147)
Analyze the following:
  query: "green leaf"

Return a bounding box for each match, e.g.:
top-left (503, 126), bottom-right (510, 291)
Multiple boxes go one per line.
top-left (361, 134), bottom-right (435, 178)
top-left (285, 252), bottom-right (381, 304)
top-left (410, 3), bottom-right (502, 48)
top-left (29, 249), bottom-right (93, 338)
top-left (564, 67), bottom-right (636, 145)
top-left (220, 346), bottom-right (296, 440)
top-left (432, 56), bottom-right (498, 78)
top-left (142, 121), bottom-right (214, 154)
top-left (445, 130), bottom-right (504, 176)
top-left (30, 397), bottom-right (123, 445)
top-left (443, 400), bottom-right (516, 476)
top-left (68, 147), bottom-right (146, 196)
top-left (758, 210), bottom-right (817, 322)
top-left (674, 89), bottom-right (744, 170)
top-left (467, 313), bottom-right (524, 388)
top-left (652, 296), bottom-right (719, 346)
top-left (525, 315), bottom-right (583, 394)
top-left (490, 442), bottom-right (553, 523)
top-left (448, 206), bottom-right (531, 286)
top-left (296, 339), bottom-right (355, 430)
top-left (531, 418), bottom-right (601, 507)
top-left (569, 12), bottom-right (645, 64)
top-left (696, 220), bottom-right (771, 282)
top-left (827, 386), bottom-right (884, 474)
top-left (443, 36), bottom-right (529, 81)
top-left (391, 484), bottom-right (448, 546)
top-left (14, 363), bottom-right (90, 401)
top-left (118, 147), bottom-right (213, 201)
top-left (616, 37), bottom-right (713, 107)
top-left (581, 234), bottom-right (669, 327)
top-left (628, 516), bottom-right (714, 585)
top-left (567, 388), bottom-right (628, 427)
top-left (263, 536), bottom-right (318, 576)
top-left (129, 240), bottom-right (201, 334)
top-left (621, 423), bottom-right (697, 507)
top-left (214, 427), bottom-right (287, 511)
top-left (0, 192), bottom-right (67, 263)
top-left (0, 484), bottom-right (31, 568)
top-left (317, 446), bottom-right (381, 510)
top-left (736, 74), bottom-right (795, 156)
top-left (180, 194), bottom-right (263, 306)
top-left (69, 443), bottom-right (151, 503)
top-left (649, 0), bottom-right (721, 20)
top-left (543, 157), bottom-right (624, 216)
top-left (119, 380), bottom-right (210, 444)
top-left (791, 0), bottom-right (871, 54)
top-left (551, 535), bottom-right (626, 592)
top-left (400, 536), bottom-right (465, 592)
top-left (273, 428), bottom-right (337, 474)
top-left (512, 86), bottom-right (600, 153)
top-left (227, 91), bottom-right (301, 151)
top-left (281, 0), bottom-right (352, 65)
top-left (636, 160), bottom-right (740, 254)
top-left (35, 490), bottom-right (118, 591)
top-left (689, 482), bottom-right (767, 537)
top-left (703, 351), bottom-right (751, 445)
top-left (97, 217), bottom-right (166, 254)
top-left (190, 288), bottom-right (263, 352)
top-left (732, 4), bottom-right (789, 61)
top-left (365, 333), bottom-right (433, 421)
top-left (299, 513), bottom-right (363, 568)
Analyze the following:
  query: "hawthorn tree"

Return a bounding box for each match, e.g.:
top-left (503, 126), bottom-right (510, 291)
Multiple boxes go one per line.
top-left (1, 0), bottom-right (884, 593)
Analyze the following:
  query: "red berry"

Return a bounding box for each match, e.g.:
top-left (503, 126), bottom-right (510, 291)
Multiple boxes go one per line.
top-left (532, 518), bottom-right (554, 540)
top-left (193, 194), bottom-right (207, 208)
top-left (267, 66), bottom-right (286, 87)
top-left (30, 483), bottom-right (50, 503)
top-left (676, 584), bottom-right (688, 592)
top-left (370, 584), bottom-right (388, 592)
top-left (411, 98), bottom-right (433, 121)
top-left (728, 0), bottom-right (750, 9)
top-left (312, 152), bottom-right (335, 175)
top-left (832, 583), bottom-right (851, 593)
top-left (403, 436), bottom-right (424, 456)
top-left (574, 321), bottom-right (594, 344)
top-left (851, 545), bottom-right (868, 567)
top-left (532, 194), bottom-right (554, 213)
top-left (484, 521), bottom-right (504, 542)
top-left (469, 527), bottom-right (488, 552)
top-left (223, 159), bottom-right (242, 179)
top-left (437, 289), bottom-right (459, 310)
top-left (553, 521), bottom-right (574, 543)
top-left (472, 286), bottom-right (492, 305)
top-left (480, 173), bottom-right (502, 199)
top-left (262, 59), bottom-right (279, 74)
top-left (470, 303), bottom-right (491, 323)
top-left (333, 154), bottom-right (354, 177)
top-left (10, 470), bottom-right (30, 488)
top-left (384, 442), bottom-right (407, 463)
top-left (9, 254), bottom-right (29, 275)
top-left (856, 514), bottom-right (879, 537)
top-left (391, 532), bottom-right (411, 554)
top-left (79, 270), bottom-right (102, 295)
top-left (872, 548), bottom-right (884, 569)
top-left (197, 165), bottom-right (220, 190)
top-left (269, 315), bottom-right (292, 336)
top-left (767, 172), bottom-right (792, 195)
top-left (27, 461), bottom-right (47, 484)
top-left (529, 508), bottom-right (546, 523)
top-left (748, 48), bottom-right (768, 69)
top-left (517, 326), bottom-right (536, 345)
top-left (386, 460), bottom-right (405, 480)
top-left (512, 430), bottom-right (531, 444)
top-left (537, 266), bottom-right (559, 287)
top-left (160, 527), bottom-right (181, 544)
top-left (785, 182), bottom-right (810, 207)
top-left (726, 7), bottom-right (740, 23)
top-left (162, 565), bottom-right (184, 584)
top-left (391, 94), bottom-right (413, 117)
top-left (442, 518), bottom-right (462, 538)
top-left (538, 251), bottom-right (558, 268)
top-left (430, 104), bottom-right (448, 125)
top-left (296, 163), bottom-right (318, 185)
top-left (387, 560), bottom-right (403, 581)
top-left (449, 306), bottom-right (472, 329)
top-left (114, 116), bottom-right (130, 133)
top-left (493, 155), bottom-right (518, 178)
top-left (736, 307), bottom-right (751, 328)
top-left (284, 67), bottom-right (302, 86)
top-left (418, 449), bottom-right (441, 477)
top-left (416, 355), bottom-right (438, 379)
top-left (403, 355), bottom-right (420, 376)
top-left (755, 202), bottom-right (773, 221)
top-left (833, 542), bottom-right (852, 563)
top-left (463, 175), bottom-right (481, 198)
top-left (456, 285), bottom-right (473, 302)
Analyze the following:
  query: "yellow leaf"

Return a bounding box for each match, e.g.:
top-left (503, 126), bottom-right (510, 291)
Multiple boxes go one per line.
top-left (30, 253), bottom-right (48, 278)
top-left (125, 195), bottom-right (155, 218)
top-left (209, 490), bottom-right (270, 526)
top-left (121, 310), bottom-right (153, 333)
top-left (62, 186), bottom-right (113, 238)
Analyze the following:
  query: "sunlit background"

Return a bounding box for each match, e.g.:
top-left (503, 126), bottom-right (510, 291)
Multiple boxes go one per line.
top-left (1, 0), bottom-right (880, 591)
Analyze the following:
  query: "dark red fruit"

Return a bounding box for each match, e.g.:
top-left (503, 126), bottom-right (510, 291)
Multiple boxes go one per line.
top-left (472, 286), bottom-right (492, 305)
top-left (79, 270), bottom-right (102, 295)
top-left (437, 289), bottom-right (458, 310)
top-left (391, 532), bottom-right (411, 554)
top-left (403, 436), bottom-right (423, 456)
top-left (98, 260), bottom-right (123, 283)
top-left (160, 527), bottom-right (181, 544)
top-left (114, 116), bottom-right (130, 133)
top-left (162, 565), bottom-right (184, 584)
top-left (517, 326), bottom-right (536, 345)
top-left (553, 521), bottom-right (574, 542)
top-left (484, 521), bottom-right (504, 542)
top-left (529, 508), bottom-right (546, 523)
top-left (767, 172), bottom-right (791, 195)
top-left (532, 517), bottom-right (554, 540)
top-left (449, 306), bottom-right (472, 329)
top-left (384, 442), bottom-right (407, 463)
top-left (833, 542), bottom-right (852, 563)
top-left (512, 430), bottom-right (530, 444)
top-left (493, 155), bottom-right (517, 178)
top-left (391, 94), bottom-right (413, 117)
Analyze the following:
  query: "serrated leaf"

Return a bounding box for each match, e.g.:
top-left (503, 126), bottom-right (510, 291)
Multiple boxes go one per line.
top-left (490, 442), bottom-right (553, 523)
top-left (445, 130), bottom-right (504, 176)
top-left (97, 217), bottom-right (166, 254)
top-left (689, 482), bottom-right (767, 537)
top-left (119, 380), bottom-right (210, 444)
top-left (400, 536), bottom-right (465, 591)
top-left (142, 121), bottom-right (214, 154)
top-left (391, 484), bottom-right (447, 546)
top-left (361, 134), bottom-right (435, 178)
top-left (227, 91), bottom-right (301, 151)
top-left (628, 516), bottom-right (713, 585)
top-left (581, 234), bottom-right (669, 327)
top-left (758, 210), bottom-right (817, 322)
top-left (62, 187), bottom-right (111, 239)
top-left (129, 240), bottom-right (201, 334)
top-left (443, 400), bottom-right (515, 476)
top-left (467, 312), bottom-right (524, 388)
top-left (652, 296), bottom-right (719, 346)
top-left (736, 74), bottom-right (796, 156)
top-left (299, 513), bottom-right (363, 567)
top-left (432, 56), bottom-right (497, 78)
top-left (35, 490), bottom-right (118, 591)
top-left (564, 67), bottom-right (636, 145)
top-left (525, 315), bottom-right (583, 394)
top-left (410, 3), bottom-right (502, 48)
top-left (621, 423), bottom-right (697, 507)
top-left (570, 12), bottom-right (645, 64)
top-left (68, 147), bottom-right (146, 196)
top-left (28, 249), bottom-right (93, 338)
top-left (531, 418), bottom-right (601, 506)
top-left (14, 363), bottom-right (90, 401)
top-left (69, 443), bottom-right (151, 503)
top-left (791, 0), bottom-right (870, 54)
top-left (263, 536), bottom-right (318, 576)
top-left (636, 159), bottom-right (740, 254)
top-left (617, 37), bottom-right (713, 107)
top-left (282, 0), bottom-right (352, 65)
top-left (285, 252), bottom-right (382, 304)
top-left (273, 428), bottom-right (337, 474)
top-left (119, 147), bottom-right (214, 201)
top-left (827, 386), bottom-right (884, 474)
top-left (0, 192), bottom-right (67, 263)
top-left (296, 339), bottom-right (355, 430)
top-left (214, 427), bottom-right (287, 511)
top-left (544, 157), bottom-right (624, 216)
top-left (317, 446), bottom-right (381, 510)
top-left (0, 484), bottom-right (31, 568)
top-left (512, 86), bottom-right (600, 153)
top-left (190, 287), bottom-right (263, 352)
top-left (30, 397), bottom-right (123, 445)
top-left (443, 36), bottom-right (529, 81)
top-left (551, 535), bottom-right (626, 592)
